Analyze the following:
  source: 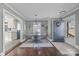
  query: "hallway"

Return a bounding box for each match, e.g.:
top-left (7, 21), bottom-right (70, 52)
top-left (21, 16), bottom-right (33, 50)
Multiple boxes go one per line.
top-left (0, 3), bottom-right (79, 56)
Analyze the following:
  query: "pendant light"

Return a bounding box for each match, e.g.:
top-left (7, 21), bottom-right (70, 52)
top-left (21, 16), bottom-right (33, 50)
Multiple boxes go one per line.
top-left (35, 14), bottom-right (37, 25)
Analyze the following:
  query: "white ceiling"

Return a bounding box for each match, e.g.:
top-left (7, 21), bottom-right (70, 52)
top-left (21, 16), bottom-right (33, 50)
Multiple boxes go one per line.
top-left (7, 3), bottom-right (79, 20)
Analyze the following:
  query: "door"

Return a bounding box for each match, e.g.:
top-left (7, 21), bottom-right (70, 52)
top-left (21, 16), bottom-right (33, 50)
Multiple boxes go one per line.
top-left (53, 20), bottom-right (64, 42)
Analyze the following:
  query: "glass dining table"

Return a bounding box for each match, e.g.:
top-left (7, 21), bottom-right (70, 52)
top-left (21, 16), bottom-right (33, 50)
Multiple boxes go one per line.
top-left (30, 34), bottom-right (46, 43)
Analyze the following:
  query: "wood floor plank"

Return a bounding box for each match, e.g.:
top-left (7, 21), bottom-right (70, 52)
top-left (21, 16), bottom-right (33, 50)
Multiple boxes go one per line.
top-left (6, 47), bottom-right (60, 56)
top-left (6, 39), bottom-right (61, 56)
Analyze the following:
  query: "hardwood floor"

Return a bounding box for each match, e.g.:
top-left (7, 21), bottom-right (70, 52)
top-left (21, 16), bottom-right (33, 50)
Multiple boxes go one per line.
top-left (6, 39), bottom-right (61, 56)
top-left (17, 47), bottom-right (59, 56)
top-left (6, 47), bottom-right (60, 56)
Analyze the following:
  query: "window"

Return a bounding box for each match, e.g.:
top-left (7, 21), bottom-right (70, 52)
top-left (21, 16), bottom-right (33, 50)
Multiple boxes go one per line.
top-left (33, 22), bottom-right (41, 35)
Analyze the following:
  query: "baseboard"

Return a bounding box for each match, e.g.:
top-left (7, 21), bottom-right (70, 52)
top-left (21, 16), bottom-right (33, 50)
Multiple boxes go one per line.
top-left (20, 39), bottom-right (26, 42)
top-left (47, 37), bottom-right (53, 42)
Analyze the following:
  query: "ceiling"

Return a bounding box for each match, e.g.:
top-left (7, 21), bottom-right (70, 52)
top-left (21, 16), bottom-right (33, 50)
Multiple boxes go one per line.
top-left (7, 3), bottom-right (79, 20)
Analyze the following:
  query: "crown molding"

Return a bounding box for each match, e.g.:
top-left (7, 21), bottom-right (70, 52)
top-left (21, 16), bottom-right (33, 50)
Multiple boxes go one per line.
top-left (62, 4), bottom-right (79, 18)
top-left (3, 3), bottom-right (25, 20)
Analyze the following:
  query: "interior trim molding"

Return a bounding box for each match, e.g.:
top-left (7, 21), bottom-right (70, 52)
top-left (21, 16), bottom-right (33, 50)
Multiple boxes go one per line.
top-left (3, 3), bottom-right (25, 20)
top-left (62, 5), bottom-right (79, 18)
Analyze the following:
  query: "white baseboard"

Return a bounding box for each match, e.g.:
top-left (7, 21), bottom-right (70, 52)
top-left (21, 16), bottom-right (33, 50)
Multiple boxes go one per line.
top-left (20, 39), bottom-right (26, 42)
top-left (47, 37), bottom-right (53, 42)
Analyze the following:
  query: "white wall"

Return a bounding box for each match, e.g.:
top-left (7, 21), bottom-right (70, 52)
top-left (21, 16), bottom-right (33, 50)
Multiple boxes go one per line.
top-left (0, 4), bottom-right (4, 55)
top-left (25, 21), bottom-right (33, 35)
top-left (20, 20), bottom-right (26, 42)
top-left (75, 10), bottom-right (79, 49)
top-left (41, 21), bottom-right (47, 35)
top-left (0, 3), bottom-right (25, 55)
top-left (48, 20), bottom-right (52, 38)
